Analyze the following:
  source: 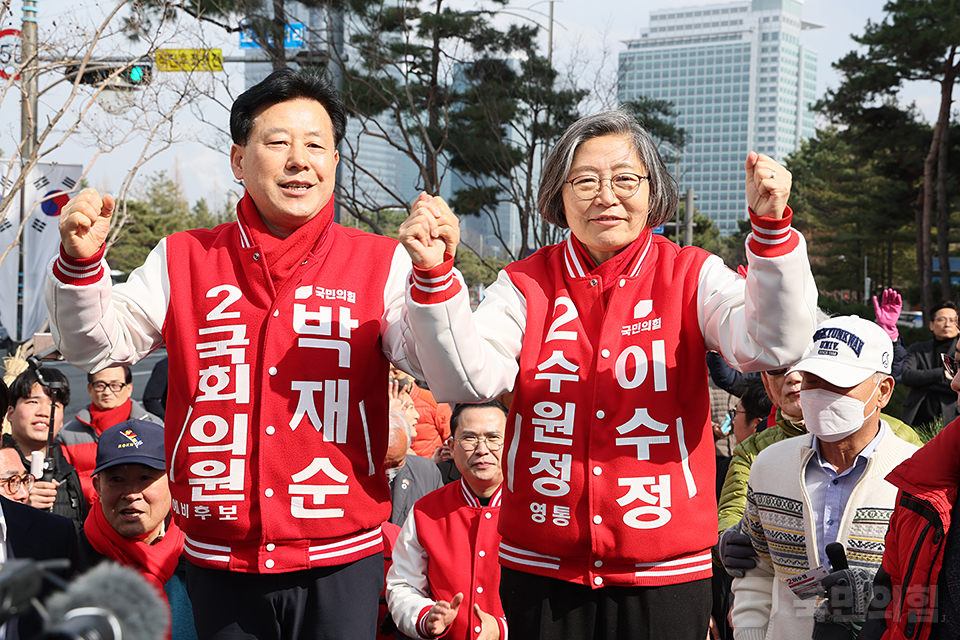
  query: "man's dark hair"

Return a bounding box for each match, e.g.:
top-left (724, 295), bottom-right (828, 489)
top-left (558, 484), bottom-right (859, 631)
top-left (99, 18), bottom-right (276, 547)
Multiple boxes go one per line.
top-left (87, 366), bottom-right (132, 385)
top-left (0, 378), bottom-right (8, 416)
top-left (10, 368), bottom-right (70, 407)
top-left (450, 400), bottom-right (509, 438)
top-left (733, 377), bottom-right (773, 425)
top-left (1, 433), bottom-right (22, 453)
top-left (230, 68), bottom-right (347, 147)
top-left (932, 300), bottom-right (958, 318)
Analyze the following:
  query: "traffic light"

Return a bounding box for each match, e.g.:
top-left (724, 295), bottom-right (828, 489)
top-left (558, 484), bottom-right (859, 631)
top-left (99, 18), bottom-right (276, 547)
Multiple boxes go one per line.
top-left (64, 58), bottom-right (153, 89)
top-left (122, 61), bottom-right (151, 85)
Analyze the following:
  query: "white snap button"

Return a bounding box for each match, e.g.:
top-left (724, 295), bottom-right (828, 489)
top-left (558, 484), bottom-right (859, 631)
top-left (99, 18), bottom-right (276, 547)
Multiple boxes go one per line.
top-left (619, 279), bottom-right (625, 287)
top-left (479, 550), bottom-right (486, 557)
top-left (595, 560), bottom-right (603, 568)
top-left (266, 543), bottom-right (275, 551)
top-left (265, 488), bottom-right (274, 497)
top-left (265, 559), bottom-right (274, 568)
top-left (596, 410), bottom-right (605, 419)
top-left (474, 626), bottom-right (481, 634)
top-left (273, 310), bottom-right (279, 317)
top-left (594, 576), bottom-right (603, 586)
top-left (601, 349), bottom-right (610, 358)
top-left (266, 426), bottom-right (275, 435)
top-left (476, 587), bottom-right (483, 593)
top-left (593, 467), bottom-right (602, 476)
top-left (485, 512), bottom-right (491, 519)
top-left (269, 367), bottom-right (277, 375)
top-left (593, 515), bottom-right (602, 524)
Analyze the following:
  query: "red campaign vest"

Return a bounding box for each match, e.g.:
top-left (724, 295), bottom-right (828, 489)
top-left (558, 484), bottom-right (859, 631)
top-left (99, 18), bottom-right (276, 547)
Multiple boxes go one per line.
top-left (412, 480), bottom-right (504, 640)
top-left (498, 234), bottom-right (717, 587)
top-left (162, 220), bottom-right (399, 573)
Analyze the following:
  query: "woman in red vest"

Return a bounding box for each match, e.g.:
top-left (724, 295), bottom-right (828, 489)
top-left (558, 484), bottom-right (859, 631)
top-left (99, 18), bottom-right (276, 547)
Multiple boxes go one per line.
top-left (398, 109), bottom-right (818, 640)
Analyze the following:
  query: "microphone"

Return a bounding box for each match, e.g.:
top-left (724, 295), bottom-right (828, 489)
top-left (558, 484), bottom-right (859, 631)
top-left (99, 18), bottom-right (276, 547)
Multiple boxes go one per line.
top-left (40, 562), bottom-right (168, 640)
top-left (0, 558), bottom-right (70, 625)
top-left (825, 542), bottom-right (848, 571)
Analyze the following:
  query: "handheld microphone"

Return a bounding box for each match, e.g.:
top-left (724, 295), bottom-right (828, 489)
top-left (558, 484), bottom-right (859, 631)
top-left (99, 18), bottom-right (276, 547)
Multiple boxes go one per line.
top-left (825, 542), bottom-right (849, 571)
top-left (40, 562), bottom-right (168, 640)
top-left (30, 451), bottom-right (45, 480)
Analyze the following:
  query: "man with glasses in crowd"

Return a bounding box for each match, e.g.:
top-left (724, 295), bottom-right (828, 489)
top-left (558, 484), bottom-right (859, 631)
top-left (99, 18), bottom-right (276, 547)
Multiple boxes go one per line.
top-left (901, 301), bottom-right (960, 428)
top-left (58, 365), bottom-right (163, 507)
top-left (1, 434), bottom-right (35, 504)
top-left (387, 400), bottom-right (508, 640)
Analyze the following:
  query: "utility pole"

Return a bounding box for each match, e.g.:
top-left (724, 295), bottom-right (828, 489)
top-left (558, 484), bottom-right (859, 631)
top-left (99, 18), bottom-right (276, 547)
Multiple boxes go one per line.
top-left (684, 188), bottom-right (695, 247)
top-left (328, 5), bottom-right (345, 223)
top-left (547, 1), bottom-right (554, 66)
top-left (18, 0), bottom-right (38, 342)
top-left (675, 153), bottom-right (681, 245)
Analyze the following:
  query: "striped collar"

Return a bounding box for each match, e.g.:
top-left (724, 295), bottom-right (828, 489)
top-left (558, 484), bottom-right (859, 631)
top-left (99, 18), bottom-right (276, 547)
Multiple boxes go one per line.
top-left (458, 478), bottom-right (503, 509)
top-left (562, 231), bottom-right (653, 281)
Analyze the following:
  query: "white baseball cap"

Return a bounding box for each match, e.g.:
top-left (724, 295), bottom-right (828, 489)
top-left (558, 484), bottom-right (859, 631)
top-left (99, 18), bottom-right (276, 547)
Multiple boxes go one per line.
top-left (789, 315), bottom-right (892, 388)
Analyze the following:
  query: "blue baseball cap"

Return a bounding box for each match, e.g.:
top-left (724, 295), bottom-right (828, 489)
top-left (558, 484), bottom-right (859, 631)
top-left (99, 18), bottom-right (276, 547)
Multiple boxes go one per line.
top-left (92, 419), bottom-right (166, 475)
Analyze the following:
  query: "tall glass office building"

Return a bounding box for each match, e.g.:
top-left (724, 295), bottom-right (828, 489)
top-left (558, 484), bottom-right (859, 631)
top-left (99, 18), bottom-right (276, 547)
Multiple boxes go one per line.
top-left (618, 0), bottom-right (819, 235)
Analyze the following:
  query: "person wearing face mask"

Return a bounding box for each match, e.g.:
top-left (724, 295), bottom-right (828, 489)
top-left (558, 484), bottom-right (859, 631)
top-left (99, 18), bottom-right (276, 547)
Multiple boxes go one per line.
top-left (716, 320), bottom-right (922, 580)
top-left (729, 316), bottom-right (920, 640)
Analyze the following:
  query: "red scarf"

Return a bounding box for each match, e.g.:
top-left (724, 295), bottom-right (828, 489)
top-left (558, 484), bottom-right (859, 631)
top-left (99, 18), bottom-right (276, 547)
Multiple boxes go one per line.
top-left (84, 504), bottom-right (185, 594)
top-left (236, 191), bottom-right (335, 291)
top-left (88, 398), bottom-right (132, 436)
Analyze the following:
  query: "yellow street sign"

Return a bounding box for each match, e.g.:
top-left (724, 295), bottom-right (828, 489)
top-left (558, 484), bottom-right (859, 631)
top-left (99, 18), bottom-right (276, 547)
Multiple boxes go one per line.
top-left (156, 49), bottom-right (224, 73)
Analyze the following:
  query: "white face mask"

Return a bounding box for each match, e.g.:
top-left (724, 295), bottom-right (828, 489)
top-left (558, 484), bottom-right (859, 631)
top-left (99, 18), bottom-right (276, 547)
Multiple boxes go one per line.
top-left (800, 381), bottom-right (880, 443)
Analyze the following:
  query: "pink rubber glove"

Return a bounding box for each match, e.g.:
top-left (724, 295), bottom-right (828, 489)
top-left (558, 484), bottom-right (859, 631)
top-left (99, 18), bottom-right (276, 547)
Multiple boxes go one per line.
top-left (872, 289), bottom-right (901, 341)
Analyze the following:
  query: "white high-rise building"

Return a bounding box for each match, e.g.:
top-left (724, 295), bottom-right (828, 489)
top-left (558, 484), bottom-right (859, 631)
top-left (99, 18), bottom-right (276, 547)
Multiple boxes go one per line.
top-left (618, 0), bottom-right (819, 235)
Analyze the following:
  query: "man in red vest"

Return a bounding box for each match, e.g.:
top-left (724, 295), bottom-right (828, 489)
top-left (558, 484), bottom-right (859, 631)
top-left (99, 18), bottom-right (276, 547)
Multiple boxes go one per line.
top-left (46, 68), bottom-right (420, 640)
top-left (387, 400), bottom-right (508, 640)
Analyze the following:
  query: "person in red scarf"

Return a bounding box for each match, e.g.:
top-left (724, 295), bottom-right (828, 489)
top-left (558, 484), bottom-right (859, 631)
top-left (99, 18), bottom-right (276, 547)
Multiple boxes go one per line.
top-left (47, 68), bottom-right (422, 640)
top-left (59, 366), bottom-right (163, 507)
top-left (79, 419), bottom-right (192, 640)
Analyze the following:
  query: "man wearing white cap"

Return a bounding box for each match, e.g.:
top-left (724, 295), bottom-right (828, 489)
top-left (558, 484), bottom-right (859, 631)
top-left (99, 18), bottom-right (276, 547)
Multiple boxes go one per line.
top-left (730, 316), bottom-right (920, 640)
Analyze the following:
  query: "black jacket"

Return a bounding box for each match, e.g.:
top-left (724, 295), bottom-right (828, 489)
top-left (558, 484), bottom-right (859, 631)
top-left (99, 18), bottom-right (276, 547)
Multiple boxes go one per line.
top-left (901, 336), bottom-right (960, 426)
top-left (18, 442), bottom-right (88, 531)
top-left (2, 496), bottom-right (79, 639)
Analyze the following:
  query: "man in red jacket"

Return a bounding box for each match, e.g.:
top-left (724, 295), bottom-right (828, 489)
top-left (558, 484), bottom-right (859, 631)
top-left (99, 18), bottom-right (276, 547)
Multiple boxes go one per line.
top-left (386, 400), bottom-right (508, 640)
top-left (46, 68), bottom-right (419, 640)
top-left (861, 352), bottom-right (960, 640)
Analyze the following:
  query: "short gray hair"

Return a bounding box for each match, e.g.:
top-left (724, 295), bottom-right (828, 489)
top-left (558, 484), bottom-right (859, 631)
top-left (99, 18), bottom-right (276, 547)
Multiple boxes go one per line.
top-left (389, 410), bottom-right (413, 441)
top-left (538, 109), bottom-right (679, 230)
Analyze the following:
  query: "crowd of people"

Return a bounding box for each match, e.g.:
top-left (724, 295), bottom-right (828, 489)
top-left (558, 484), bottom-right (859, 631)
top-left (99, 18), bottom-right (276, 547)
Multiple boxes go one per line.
top-left (0, 66), bottom-right (957, 640)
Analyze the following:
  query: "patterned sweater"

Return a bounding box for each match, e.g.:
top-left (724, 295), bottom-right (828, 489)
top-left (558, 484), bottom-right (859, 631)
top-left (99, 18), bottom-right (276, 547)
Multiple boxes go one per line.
top-left (730, 424), bottom-right (919, 640)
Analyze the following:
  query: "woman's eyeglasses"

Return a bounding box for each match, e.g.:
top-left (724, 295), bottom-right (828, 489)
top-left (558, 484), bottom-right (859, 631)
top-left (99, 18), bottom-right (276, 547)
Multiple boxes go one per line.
top-left (565, 173), bottom-right (650, 200)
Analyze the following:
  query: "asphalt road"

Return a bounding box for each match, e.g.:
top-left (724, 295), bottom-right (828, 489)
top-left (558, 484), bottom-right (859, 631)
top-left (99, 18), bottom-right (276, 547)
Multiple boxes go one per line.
top-left (39, 349), bottom-right (167, 421)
